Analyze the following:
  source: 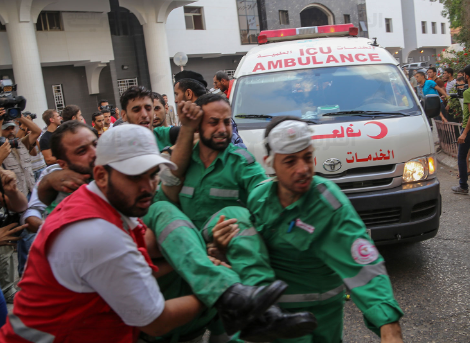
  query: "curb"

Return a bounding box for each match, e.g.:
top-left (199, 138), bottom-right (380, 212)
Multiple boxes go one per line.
top-left (435, 148), bottom-right (458, 171)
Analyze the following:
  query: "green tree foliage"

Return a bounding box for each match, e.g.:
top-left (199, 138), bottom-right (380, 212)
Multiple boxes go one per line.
top-left (442, 0), bottom-right (470, 45)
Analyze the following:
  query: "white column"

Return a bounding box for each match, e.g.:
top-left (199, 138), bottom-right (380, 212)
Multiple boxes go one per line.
top-left (142, 21), bottom-right (175, 107)
top-left (6, 11), bottom-right (48, 127)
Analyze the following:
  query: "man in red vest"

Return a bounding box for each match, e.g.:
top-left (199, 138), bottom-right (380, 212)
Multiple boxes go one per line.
top-left (0, 124), bottom-right (286, 342)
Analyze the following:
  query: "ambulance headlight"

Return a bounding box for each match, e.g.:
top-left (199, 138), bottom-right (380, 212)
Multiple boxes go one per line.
top-left (402, 155), bottom-right (436, 183)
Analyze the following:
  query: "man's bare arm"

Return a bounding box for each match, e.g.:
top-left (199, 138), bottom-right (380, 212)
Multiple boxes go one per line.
top-left (138, 295), bottom-right (204, 337)
top-left (380, 322), bottom-right (403, 343)
top-left (161, 101), bottom-right (203, 203)
top-left (18, 116), bottom-right (41, 150)
top-left (38, 170), bottom-right (89, 205)
top-left (41, 149), bottom-right (57, 166)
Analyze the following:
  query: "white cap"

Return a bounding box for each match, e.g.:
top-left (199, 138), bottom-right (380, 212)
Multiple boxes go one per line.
top-left (267, 120), bottom-right (312, 155)
top-left (95, 124), bottom-right (177, 175)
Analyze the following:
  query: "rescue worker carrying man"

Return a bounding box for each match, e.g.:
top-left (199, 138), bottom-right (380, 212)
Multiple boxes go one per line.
top-left (144, 94), bottom-right (317, 342)
top-left (209, 117), bottom-right (405, 343)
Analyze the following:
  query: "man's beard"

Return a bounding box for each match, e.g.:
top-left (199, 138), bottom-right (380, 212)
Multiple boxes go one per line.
top-left (67, 160), bottom-right (95, 176)
top-left (199, 126), bottom-right (231, 151)
top-left (106, 177), bottom-right (153, 217)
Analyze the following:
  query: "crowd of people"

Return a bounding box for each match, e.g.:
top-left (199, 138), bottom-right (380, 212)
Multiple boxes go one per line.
top-left (405, 64), bottom-right (470, 196)
top-left (0, 68), bottom-right (407, 343)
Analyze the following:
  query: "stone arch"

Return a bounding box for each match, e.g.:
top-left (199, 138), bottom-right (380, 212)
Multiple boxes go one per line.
top-left (300, 3), bottom-right (334, 27)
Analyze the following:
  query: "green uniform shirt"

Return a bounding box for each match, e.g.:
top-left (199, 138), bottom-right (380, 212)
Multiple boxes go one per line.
top-left (153, 126), bottom-right (172, 152)
top-left (155, 142), bottom-right (267, 229)
top-left (462, 88), bottom-right (470, 128)
top-left (247, 176), bottom-right (403, 333)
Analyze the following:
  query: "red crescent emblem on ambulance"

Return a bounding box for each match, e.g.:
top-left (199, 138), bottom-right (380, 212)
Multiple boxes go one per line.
top-left (365, 121), bottom-right (388, 139)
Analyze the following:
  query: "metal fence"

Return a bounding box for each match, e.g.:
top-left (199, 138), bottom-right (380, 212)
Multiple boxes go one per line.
top-left (434, 120), bottom-right (462, 158)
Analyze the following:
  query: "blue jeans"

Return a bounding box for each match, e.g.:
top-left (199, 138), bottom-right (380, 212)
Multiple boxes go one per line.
top-left (458, 128), bottom-right (470, 190)
top-left (17, 229), bottom-right (36, 277)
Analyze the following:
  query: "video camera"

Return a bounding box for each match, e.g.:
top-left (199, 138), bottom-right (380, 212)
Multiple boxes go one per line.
top-left (0, 79), bottom-right (27, 122)
top-left (22, 111), bottom-right (37, 120)
top-left (449, 84), bottom-right (469, 99)
top-left (100, 105), bottom-right (116, 116)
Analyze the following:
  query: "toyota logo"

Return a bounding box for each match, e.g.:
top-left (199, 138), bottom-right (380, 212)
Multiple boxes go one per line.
top-left (323, 158), bottom-right (342, 172)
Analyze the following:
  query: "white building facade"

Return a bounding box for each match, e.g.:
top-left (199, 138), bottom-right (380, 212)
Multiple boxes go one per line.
top-left (0, 0), bottom-right (453, 126)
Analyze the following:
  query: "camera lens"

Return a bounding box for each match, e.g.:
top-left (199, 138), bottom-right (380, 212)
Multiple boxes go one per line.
top-left (8, 108), bottom-right (21, 118)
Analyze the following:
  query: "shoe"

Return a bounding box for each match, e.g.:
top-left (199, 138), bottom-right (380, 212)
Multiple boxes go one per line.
top-left (215, 280), bottom-right (288, 335)
top-left (452, 186), bottom-right (469, 194)
top-left (240, 305), bottom-right (317, 342)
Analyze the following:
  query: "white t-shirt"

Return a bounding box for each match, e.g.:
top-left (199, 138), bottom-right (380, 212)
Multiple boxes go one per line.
top-left (47, 181), bottom-right (165, 326)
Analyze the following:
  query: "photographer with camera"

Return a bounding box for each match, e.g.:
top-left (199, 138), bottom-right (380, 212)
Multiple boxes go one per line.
top-left (0, 167), bottom-right (29, 303)
top-left (1, 110), bottom-right (42, 197)
top-left (16, 112), bottom-right (46, 181)
top-left (39, 109), bottom-right (62, 166)
top-left (98, 99), bottom-right (119, 122)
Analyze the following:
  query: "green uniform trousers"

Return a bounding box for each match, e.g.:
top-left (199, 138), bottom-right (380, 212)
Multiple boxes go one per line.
top-left (275, 298), bottom-right (345, 343)
top-left (143, 202), bottom-right (275, 342)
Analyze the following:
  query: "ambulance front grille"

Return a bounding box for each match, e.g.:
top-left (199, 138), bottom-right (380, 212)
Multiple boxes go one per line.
top-left (357, 208), bottom-right (401, 227)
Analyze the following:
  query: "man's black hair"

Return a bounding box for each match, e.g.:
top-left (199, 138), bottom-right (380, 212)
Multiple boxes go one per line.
top-left (51, 121), bottom-right (91, 160)
top-left (428, 67), bottom-right (437, 73)
top-left (174, 70), bottom-right (208, 88)
top-left (152, 92), bottom-right (166, 106)
top-left (100, 109), bottom-right (111, 114)
top-left (120, 86), bottom-right (154, 112)
top-left (194, 93), bottom-right (230, 108)
top-left (264, 116), bottom-right (305, 156)
top-left (99, 99), bottom-right (108, 107)
top-left (464, 64), bottom-right (470, 80)
top-left (92, 112), bottom-right (103, 122)
top-left (176, 79), bottom-right (207, 98)
top-left (215, 71), bottom-right (230, 82)
top-left (416, 71), bottom-right (426, 78)
top-left (456, 76), bottom-right (465, 83)
top-left (444, 68), bottom-right (454, 76)
top-left (162, 94), bottom-right (167, 97)
top-left (61, 105), bottom-right (81, 122)
top-left (458, 69), bottom-right (465, 75)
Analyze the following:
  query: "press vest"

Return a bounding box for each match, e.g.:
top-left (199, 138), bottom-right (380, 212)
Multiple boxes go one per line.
top-left (0, 185), bottom-right (158, 343)
top-left (2, 139), bottom-right (35, 196)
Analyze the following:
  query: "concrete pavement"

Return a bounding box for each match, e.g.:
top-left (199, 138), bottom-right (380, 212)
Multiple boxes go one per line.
top-left (343, 165), bottom-right (470, 342)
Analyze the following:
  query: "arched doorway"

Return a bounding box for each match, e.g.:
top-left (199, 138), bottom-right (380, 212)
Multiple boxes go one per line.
top-left (300, 4), bottom-right (334, 27)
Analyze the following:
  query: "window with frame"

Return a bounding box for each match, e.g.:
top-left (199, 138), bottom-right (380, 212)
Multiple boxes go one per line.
top-left (385, 18), bottom-right (393, 33)
top-left (36, 12), bottom-right (63, 31)
top-left (52, 85), bottom-right (65, 111)
top-left (184, 7), bottom-right (205, 30)
top-left (237, 0), bottom-right (260, 45)
top-left (224, 70), bottom-right (236, 79)
top-left (118, 78), bottom-right (138, 96)
top-left (408, 58), bottom-right (414, 63)
top-left (421, 21), bottom-right (427, 34)
top-left (344, 14), bottom-right (351, 24)
top-left (279, 10), bottom-right (289, 25)
top-left (441, 23), bottom-right (446, 34)
top-left (431, 22), bottom-right (437, 34)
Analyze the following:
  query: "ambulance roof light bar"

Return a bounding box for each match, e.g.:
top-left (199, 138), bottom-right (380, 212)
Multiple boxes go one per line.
top-left (258, 24), bottom-right (357, 45)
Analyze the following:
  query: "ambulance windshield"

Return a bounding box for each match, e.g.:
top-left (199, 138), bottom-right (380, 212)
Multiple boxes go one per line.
top-left (232, 64), bottom-right (419, 128)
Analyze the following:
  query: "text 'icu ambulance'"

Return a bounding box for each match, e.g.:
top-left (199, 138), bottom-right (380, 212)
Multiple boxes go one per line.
top-left (230, 24), bottom-right (442, 245)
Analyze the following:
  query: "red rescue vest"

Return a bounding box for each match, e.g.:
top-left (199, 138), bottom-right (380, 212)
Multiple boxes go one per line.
top-left (0, 185), bottom-right (158, 343)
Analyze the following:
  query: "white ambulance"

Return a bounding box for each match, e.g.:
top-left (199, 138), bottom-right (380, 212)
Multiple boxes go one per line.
top-left (230, 24), bottom-right (442, 245)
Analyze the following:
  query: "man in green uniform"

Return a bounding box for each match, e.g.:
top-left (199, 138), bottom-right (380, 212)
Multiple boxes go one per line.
top-left (210, 117), bottom-right (405, 343)
top-left (144, 95), bottom-right (316, 342)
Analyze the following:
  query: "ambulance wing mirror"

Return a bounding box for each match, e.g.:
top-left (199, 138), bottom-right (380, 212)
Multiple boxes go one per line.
top-left (423, 94), bottom-right (441, 119)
